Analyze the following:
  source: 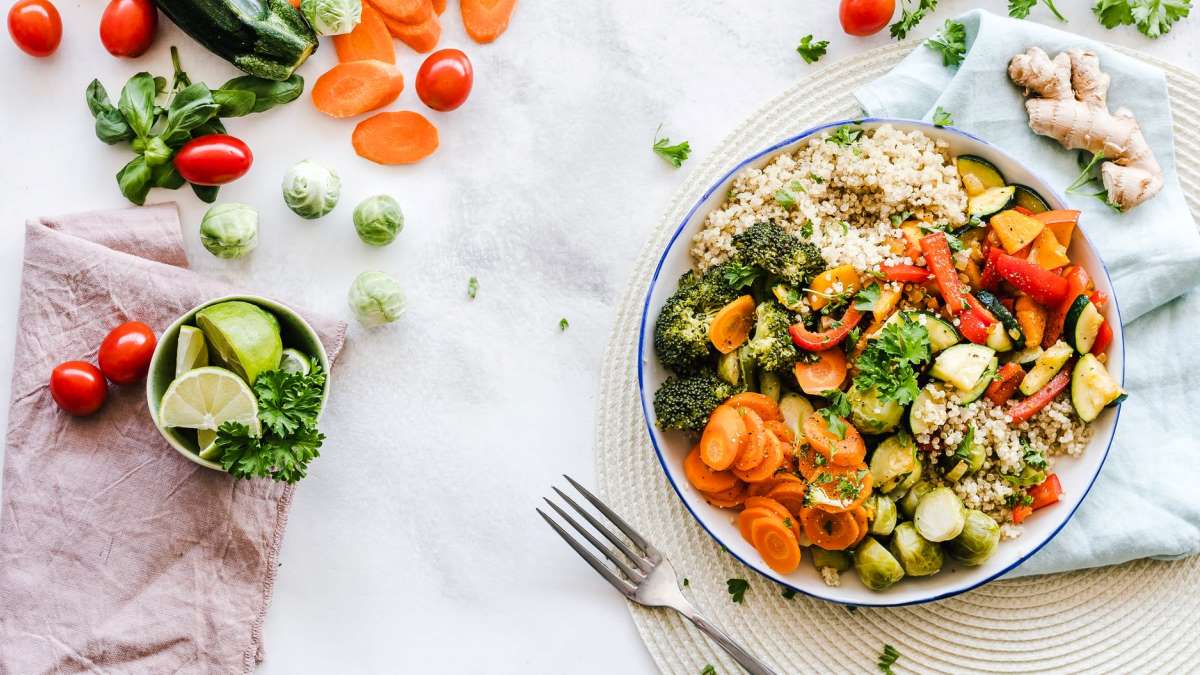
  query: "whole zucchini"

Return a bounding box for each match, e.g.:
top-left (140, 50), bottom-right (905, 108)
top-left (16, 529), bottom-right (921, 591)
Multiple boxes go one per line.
top-left (155, 0), bottom-right (317, 81)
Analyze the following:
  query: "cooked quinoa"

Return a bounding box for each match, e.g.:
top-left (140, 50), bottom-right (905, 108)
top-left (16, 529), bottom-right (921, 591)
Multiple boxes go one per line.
top-left (691, 124), bottom-right (967, 272)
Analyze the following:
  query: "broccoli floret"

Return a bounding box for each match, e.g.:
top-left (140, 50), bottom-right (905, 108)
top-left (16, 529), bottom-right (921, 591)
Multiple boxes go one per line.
top-left (731, 221), bottom-right (826, 286)
top-left (746, 300), bottom-right (800, 372)
top-left (653, 372), bottom-right (741, 431)
top-left (653, 268), bottom-right (739, 373)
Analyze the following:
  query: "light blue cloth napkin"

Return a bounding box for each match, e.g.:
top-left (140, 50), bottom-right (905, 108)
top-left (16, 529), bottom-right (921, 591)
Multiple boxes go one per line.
top-left (856, 9), bottom-right (1200, 576)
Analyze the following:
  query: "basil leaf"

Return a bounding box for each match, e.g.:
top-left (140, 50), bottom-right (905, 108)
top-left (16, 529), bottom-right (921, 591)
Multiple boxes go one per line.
top-left (117, 155), bottom-right (153, 205)
top-left (212, 89), bottom-right (256, 118)
top-left (193, 117), bottom-right (227, 136)
top-left (118, 72), bottom-right (157, 139)
top-left (143, 136), bottom-right (173, 167)
top-left (95, 109), bottom-right (134, 144)
top-left (191, 183), bottom-right (219, 203)
top-left (151, 162), bottom-right (185, 190)
top-left (219, 74), bottom-right (304, 113)
top-left (154, 76), bottom-right (168, 95)
top-left (85, 79), bottom-right (114, 116)
top-left (161, 82), bottom-right (219, 146)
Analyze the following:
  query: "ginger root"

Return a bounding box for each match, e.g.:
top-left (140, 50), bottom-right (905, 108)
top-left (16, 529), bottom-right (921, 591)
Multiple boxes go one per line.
top-left (1008, 46), bottom-right (1163, 211)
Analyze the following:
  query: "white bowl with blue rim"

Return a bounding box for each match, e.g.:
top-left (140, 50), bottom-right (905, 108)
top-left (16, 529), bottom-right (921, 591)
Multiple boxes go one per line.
top-left (637, 119), bottom-right (1125, 606)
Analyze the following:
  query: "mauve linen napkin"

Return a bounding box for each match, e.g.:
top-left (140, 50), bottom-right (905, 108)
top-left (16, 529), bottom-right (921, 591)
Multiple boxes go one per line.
top-left (0, 204), bottom-right (345, 673)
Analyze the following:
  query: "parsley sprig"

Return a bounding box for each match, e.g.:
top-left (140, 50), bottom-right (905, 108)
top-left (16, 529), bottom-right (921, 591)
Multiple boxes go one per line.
top-left (1010, 0), bottom-right (1067, 21)
top-left (891, 0), bottom-right (938, 39)
top-left (827, 125), bottom-right (864, 147)
top-left (932, 106), bottom-right (954, 127)
top-left (796, 34), bottom-right (829, 64)
top-left (1094, 0), bottom-right (1191, 38)
top-left (727, 578), bottom-right (750, 603)
top-left (816, 389), bottom-right (852, 440)
top-left (214, 366), bottom-right (327, 483)
top-left (925, 20), bottom-right (967, 67)
top-left (652, 124), bottom-right (691, 168)
top-left (852, 314), bottom-right (932, 406)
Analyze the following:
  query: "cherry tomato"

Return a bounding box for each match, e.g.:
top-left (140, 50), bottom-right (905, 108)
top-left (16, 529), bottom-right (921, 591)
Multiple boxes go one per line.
top-left (50, 361), bottom-right (107, 416)
top-left (174, 134), bottom-right (253, 186)
top-left (839, 0), bottom-right (895, 36)
top-left (415, 49), bottom-right (473, 112)
top-left (7, 0), bottom-right (62, 57)
top-left (98, 321), bottom-right (157, 384)
top-left (99, 0), bottom-right (157, 58)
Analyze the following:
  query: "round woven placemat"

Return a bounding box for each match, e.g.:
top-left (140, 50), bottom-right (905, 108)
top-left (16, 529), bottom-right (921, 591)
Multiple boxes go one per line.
top-left (595, 42), bottom-right (1200, 674)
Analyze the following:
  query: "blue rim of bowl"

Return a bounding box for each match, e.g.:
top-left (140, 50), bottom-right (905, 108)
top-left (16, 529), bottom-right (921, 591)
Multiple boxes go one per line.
top-left (635, 118), bottom-right (1125, 607)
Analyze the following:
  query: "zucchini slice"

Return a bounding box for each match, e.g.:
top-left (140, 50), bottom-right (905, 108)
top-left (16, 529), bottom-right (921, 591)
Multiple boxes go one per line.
top-left (986, 322), bottom-right (1014, 352)
top-left (1019, 340), bottom-right (1073, 396)
top-left (968, 186), bottom-right (1016, 220)
top-left (878, 311), bottom-right (960, 352)
top-left (1012, 184), bottom-right (1051, 214)
top-left (1063, 294), bottom-right (1105, 354)
top-left (952, 356), bottom-right (998, 404)
top-left (956, 155), bottom-right (1007, 190)
top-left (1009, 345), bottom-right (1044, 365)
top-left (974, 290), bottom-right (1025, 351)
top-left (931, 343), bottom-right (997, 391)
top-left (1071, 353), bottom-right (1124, 422)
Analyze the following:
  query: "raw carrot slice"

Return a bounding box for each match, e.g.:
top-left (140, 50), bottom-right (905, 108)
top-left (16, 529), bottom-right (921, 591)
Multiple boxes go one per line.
top-left (802, 413), bottom-right (866, 467)
top-left (683, 445), bottom-right (738, 493)
top-left (461, 0), bottom-right (517, 44)
top-left (766, 480), bottom-right (808, 515)
top-left (750, 517), bottom-right (802, 574)
top-left (724, 392), bottom-right (782, 422)
top-left (701, 482), bottom-right (747, 509)
top-left (352, 111), bottom-right (440, 165)
top-left (431, 0), bottom-right (445, 13)
top-left (807, 463), bottom-right (872, 513)
top-left (369, 0), bottom-right (431, 23)
top-left (334, 4), bottom-right (396, 64)
top-left (732, 429), bottom-right (784, 483)
top-left (699, 404), bottom-right (745, 471)
top-left (793, 349), bottom-right (848, 396)
top-left (800, 506), bottom-right (860, 551)
top-left (312, 60), bottom-right (404, 118)
top-left (381, 11), bottom-right (442, 53)
top-left (733, 409), bottom-right (766, 472)
top-left (709, 295), bottom-right (755, 354)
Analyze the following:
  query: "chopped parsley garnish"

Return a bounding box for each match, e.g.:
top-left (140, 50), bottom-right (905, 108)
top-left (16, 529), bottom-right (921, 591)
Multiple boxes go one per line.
top-left (781, 587), bottom-right (797, 599)
top-left (932, 105), bottom-right (954, 127)
top-left (878, 644), bottom-right (901, 674)
top-left (853, 283), bottom-right (883, 311)
top-left (774, 188), bottom-right (798, 209)
top-left (796, 34), bottom-right (830, 63)
top-left (726, 578), bottom-right (750, 603)
top-left (852, 314), bottom-right (932, 406)
top-left (891, 0), bottom-right (938, 39)
top-left (652, 124), bottom-right (691, 167)
top-left (800, 220), bottom-right (814, 239)
top-left (926, 19), bottom-right (967, 66)
top-left (1022, 441), bottom-right (1048, 470)
top-left (827, 125), bottom-right (864, 147)
top-left (559, 318), bottom-right (570, 331)
top-left (701, 666), bottom-right (717, 675)
top-left (1010, 0), bottom-right (1067, 21)
top-left (837, 476), bottom-right (861, 500)
top-left (816, 388), bottom-right (852, 440)
top-left (955, 424), bottom-right (976, 461)
top-left (722, 261), bottom-right (762, 290)
top-left (809, 173), bottom-right (824, 184)
top-left (467, 276), bottom-right (479, 299)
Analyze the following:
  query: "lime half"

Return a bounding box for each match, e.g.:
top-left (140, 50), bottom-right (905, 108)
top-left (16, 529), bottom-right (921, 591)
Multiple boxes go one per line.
top-left (158, 366), bottom-right (260, 435)
top-left (195, 301), bottom-right (282, 384)
top-left (279, 348), bottom-right (311, 375)
top-left (176, 325), bottom-right (209, 376)
top-left (197, 428), bottom-right (220, 460)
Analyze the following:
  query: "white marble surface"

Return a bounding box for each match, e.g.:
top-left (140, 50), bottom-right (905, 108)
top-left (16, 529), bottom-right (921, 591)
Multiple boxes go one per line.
top-left (0, 2), bottom-right (1196, 672)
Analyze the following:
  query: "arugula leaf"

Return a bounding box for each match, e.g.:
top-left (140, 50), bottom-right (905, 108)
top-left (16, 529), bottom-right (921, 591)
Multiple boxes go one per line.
top-left (796, 34), bottom-right (829, 64)
top-left (827, 125), bottom-right (864, 147)
top-left (932, 106), bottom-right (954, 127)
top-left (852, 314), bottom-right (931, 405)
top-left (816, 389), bottom-right (852, 440)
top-left (853, 283), bottom-right (883, 311)
top-left (891, 0), bottom-right (938, 39)
top-left (1011, 0), bottom-right (1067, 20)
top-left (652, 125), bottom-right (691, 168)
top-left (925, 20), bottom-right (967, 67)
top-left (727, 578), bottom-right (750, 603)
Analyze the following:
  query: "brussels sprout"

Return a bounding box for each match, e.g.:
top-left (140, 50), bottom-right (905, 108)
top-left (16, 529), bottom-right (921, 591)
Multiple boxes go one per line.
top-left (887, 451), bottom-right (924, 499)
top-left (848, 384), bottom-right (905, 434)
top-left (941, 424), bottom-right (984, 482)
top-left (888, 522), bottom-right (944, 577)
top-left (200, 203), bottom-right (258, 259)
top-left (282, 160), bottom-right (341, 219)
top-left (759, 371), bottom-right (782, 402)
top-left (716, 350), bottom-right (742, 386)
top-left (914, 486), bottom-right (966, 542)
top-left (899, 480), bottom-right (935, 519)
top-left (353, 195), bottom-right (404, 247)
top-left (948, 509), bottom-right (1001, 566)
top-left (811, 547), bottom-right (851, 572)
top-left (869, 432), bottom-right (917, 491)
top-left (300, 0), bottom-right (362, 35)
top-left (867, 494), bottom-right (897, 536)
top-left (778, 392), bottom-right (814, 442)
top-left (854, 537), bottom-right (905, 591)
top-left (348, 270), bottom-right (406, 327)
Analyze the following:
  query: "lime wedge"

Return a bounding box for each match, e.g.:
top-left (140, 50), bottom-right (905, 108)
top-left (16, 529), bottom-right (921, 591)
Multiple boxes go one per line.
top-left (197, 428), bottom-right (220, 460)
top-left (195, 301), bottom-right (282, 384)
top-left (158, 366), bottom-right (260, 435)
top-left (176, 325), bottom-right (209, 376)
top-left (279, 348), bottom-right (311, 375)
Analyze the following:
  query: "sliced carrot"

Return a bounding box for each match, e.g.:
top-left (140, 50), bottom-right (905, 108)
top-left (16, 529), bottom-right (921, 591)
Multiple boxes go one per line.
top-left (746, 473), bottom-right (802, 498)
top-left (432, 0), bottom-right (445, 13)
top-left (369, 0), bottom-right (432, 23)
top-left (312, 60), bottom-right (404, 118)
top-left (461, 0), bottom-right (517, 44)
top-left (849, 505), bottom-right (869, 546)
top-left (743, 497), bottom-right (802, 540)
top-left (288, 0), bottom-right (300, 6)
top-left (737, 506), bottom-right (780, 541)
top-left (794, 443), bottom-right (825, 481)
top-left (750, 517), bottom-right (802, 574)
top-left (802, 413), bottom-right (866, 467)
top-left (381, 10), bottom-right (442, 53)
top-left (683, 445), bottom-right (738, 493)
top-left (724, 392), bottom-right (782, 422)
top-left (800, 506), bottom-right (860, 551)
top-left (333, 4), bottom-right (396, 64)
top-left (699, 404), bottom-right (745, 471)
top-left (766, 480), bottom-right (808, 515)
top-left (807, 463), bottom-right (872, 513)
top-left (793, 349), bottom-right (847, 396)
top-left (733, 429), bottom-right (784, 483)
top-left (701, 482), bottom-right (747, 509)
top-left (709, 295), bottom-right (755, 354)
top-left (733, 409), bottom-right (766, 472)
top-left (352, 111), bottom-right (440, 165)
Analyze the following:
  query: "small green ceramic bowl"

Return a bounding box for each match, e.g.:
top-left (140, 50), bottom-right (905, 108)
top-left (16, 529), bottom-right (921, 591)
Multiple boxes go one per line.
top-left (145, 294), bottom-right (331, 471)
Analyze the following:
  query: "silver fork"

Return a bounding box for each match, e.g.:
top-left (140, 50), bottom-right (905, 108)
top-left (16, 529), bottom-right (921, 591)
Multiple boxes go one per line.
top-left (538, 475), bottom-right (779, 675)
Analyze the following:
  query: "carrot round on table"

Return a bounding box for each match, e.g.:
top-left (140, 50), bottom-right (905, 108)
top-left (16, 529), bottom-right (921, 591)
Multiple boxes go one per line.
top-left (732, 428), bottom-right (784, 483)
top-left (369, 0), bottom-right (432, 23)
top-left (699, 404), bottom-right (745, 471)
top-left (800, 506), bottom-right (860, 551)
top-left (312, 60), bottom-right (405, 118)
top-left (725, 391), bottom-right (782, 422)
top-left (709, 295), bottom-right (755, 354)
top-left (750, 517), bottom-right (802, 574)
top-left (333, 4), bottom-right (396, 63)
top-left (802, 413), bottom-right (866, 467)
top-left (793, 348), bottom-right (848, 395)
top-left (461, 0), bottom-right (517, 44)
top-left (701, 482), bottom-right (747, 509)
top-left (381, 10), bottom-right (442, 53)
top-left (733, 409), bottom-right (766, 472)
top-left (352, 111), bottom-right (440, 164)
top-left (683, 445), bottom-right (738, 493)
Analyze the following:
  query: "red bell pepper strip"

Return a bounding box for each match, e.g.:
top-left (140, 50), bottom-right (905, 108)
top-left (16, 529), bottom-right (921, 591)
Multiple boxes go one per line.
top-left (1043, 266), bottom-right (1092, 348)
top-left (1091, 320), bottom-right (1114, 355)
top-left (979, 247), bottom-right (1003, 291)
top-left (919, 231), bottom-right (969, 315)
top-left (880, 263), bottom-right (932, 283)
top-left (993, 253), bottom-right (1070, 307)
top-left (985, 362), bottom-right (1026, 406)
top-left (965, 295), bottom-right (996, 323)
top-left (788, 306), bottom-right (865, 352)
top-left (958, 307), bottom-right (993, 345)
top-left (1008, 366), bottom-right (1072, 424)
top-left (1028, 473), bottom-right (1063, 511)
top-left (1011, 504), bottom-right (1033, 524)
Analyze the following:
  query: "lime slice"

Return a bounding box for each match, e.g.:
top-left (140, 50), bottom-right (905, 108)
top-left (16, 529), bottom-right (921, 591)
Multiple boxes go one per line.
top-left (279, 348), bottom-right (311, 375)
top-left (197, 428), bottom-right (220, 460)
top-left (195, 301), bottom-right (282, 384)
top-left (176, 325), bottom-right (209, 376)
top-left (158, 366), bottom-right (260, 435)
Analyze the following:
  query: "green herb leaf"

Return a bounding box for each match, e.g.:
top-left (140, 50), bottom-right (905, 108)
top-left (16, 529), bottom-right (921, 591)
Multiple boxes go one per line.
top-left (118, 72), bottom-right (158, 139)
top-left (925, 20), bottom-right (967, 67)
top-left (161, 82), bottom-right (220, 146)
top-left (1067, 150), bottom-right (1106, 193)
top-left (653, 125), bottom-right (691, 168)
top-left (774, 188), bottom-right (798, 209)
top-left (254, 368), bottom-right (326, 437)
top-left (853, 283), bottom-right (883, 311)
top-left (559, 318), bottom-right (570, 331)
top-left (955, 425), bottom-right (976, 461)
top-left (726, 578), bottom-right (750, 603)
top-left (87, 80), bottom-right (136, 145)
top-left (151, 162), bottom-right (185, 190)
top-left (1011, 0), bottom-right (1068, 20)
top-left (796, 34), bottom-right (829, 64)
top-left (468, 276), bottom-right (479, 299)
top-left (116, 155), bottom-right (153, 205)
top-left (721, 261), bottom-right (762, 290)
top-left (781, 587), bottom-right (797, 599)
top-left (192, 183), bottom-right (220, 203)
top-left (827, 125), bottom-right (863, 147)
top-left (212, 88), bottom-right (257, 117)
top-left (816, 389), bottom-right (851, 440)
top-left (170, 45), bottom-right (192, 91)
top-left (220, 74), bottom-right (306, 113)
top-left (932, 106), bottom-right (954, 127)
top-left (852, 313), bottom-right (931, 405)
top-left (701, 666), bottom-right (716, 675)
top-left (1131, 0), bottom-right (1191, 37)
top-left (891, 0), bottom-right (938, 39)
top-left (142, 136), bottom-right (172, 167)
top-left (878, 644), bottom-right (901, 674)
top-left (800, 220), bottom-right (814, 239)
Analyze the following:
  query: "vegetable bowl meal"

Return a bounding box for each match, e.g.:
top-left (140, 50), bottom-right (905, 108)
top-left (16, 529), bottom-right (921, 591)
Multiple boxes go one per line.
top-left (639, 120), bottom-right (1125, 604)
top-left (146, 296), bottom-right (331, 483)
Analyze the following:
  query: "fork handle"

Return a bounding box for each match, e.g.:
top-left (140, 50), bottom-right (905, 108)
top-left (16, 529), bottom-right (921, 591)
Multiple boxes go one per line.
top-left (680, 609), bottom-right (779, 675)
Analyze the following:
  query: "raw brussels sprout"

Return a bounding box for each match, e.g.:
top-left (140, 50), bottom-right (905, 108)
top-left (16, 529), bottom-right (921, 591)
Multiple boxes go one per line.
top-left (848, 384), bottom-right (905, 434)
top-left (899, 480), bottom-right (935, 519)
top-left (948, 509), bottom-right (1001, 566)
top-left (867, 494), bottom-right (897, 536)
top-left (353, 195), bottom-right (404, 247)
top-left (914, 486), bottom-right (967, 542)
top-left (282, 160), bottom-right (341, 219)
top-left (854, 537), bottom-right (905, 591)
top-left (299, 0), bottom-right (361, 35)
top-left (348, 270), bottom-right (406, 327)
top-left (888, 522), bottom-right (944, 577)
top-left (869, 432), bottom-right (917, 491)
top-left (811, 547), bottom-right (851, 572)
top-left (200, 203), bottom-right (258, 259)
